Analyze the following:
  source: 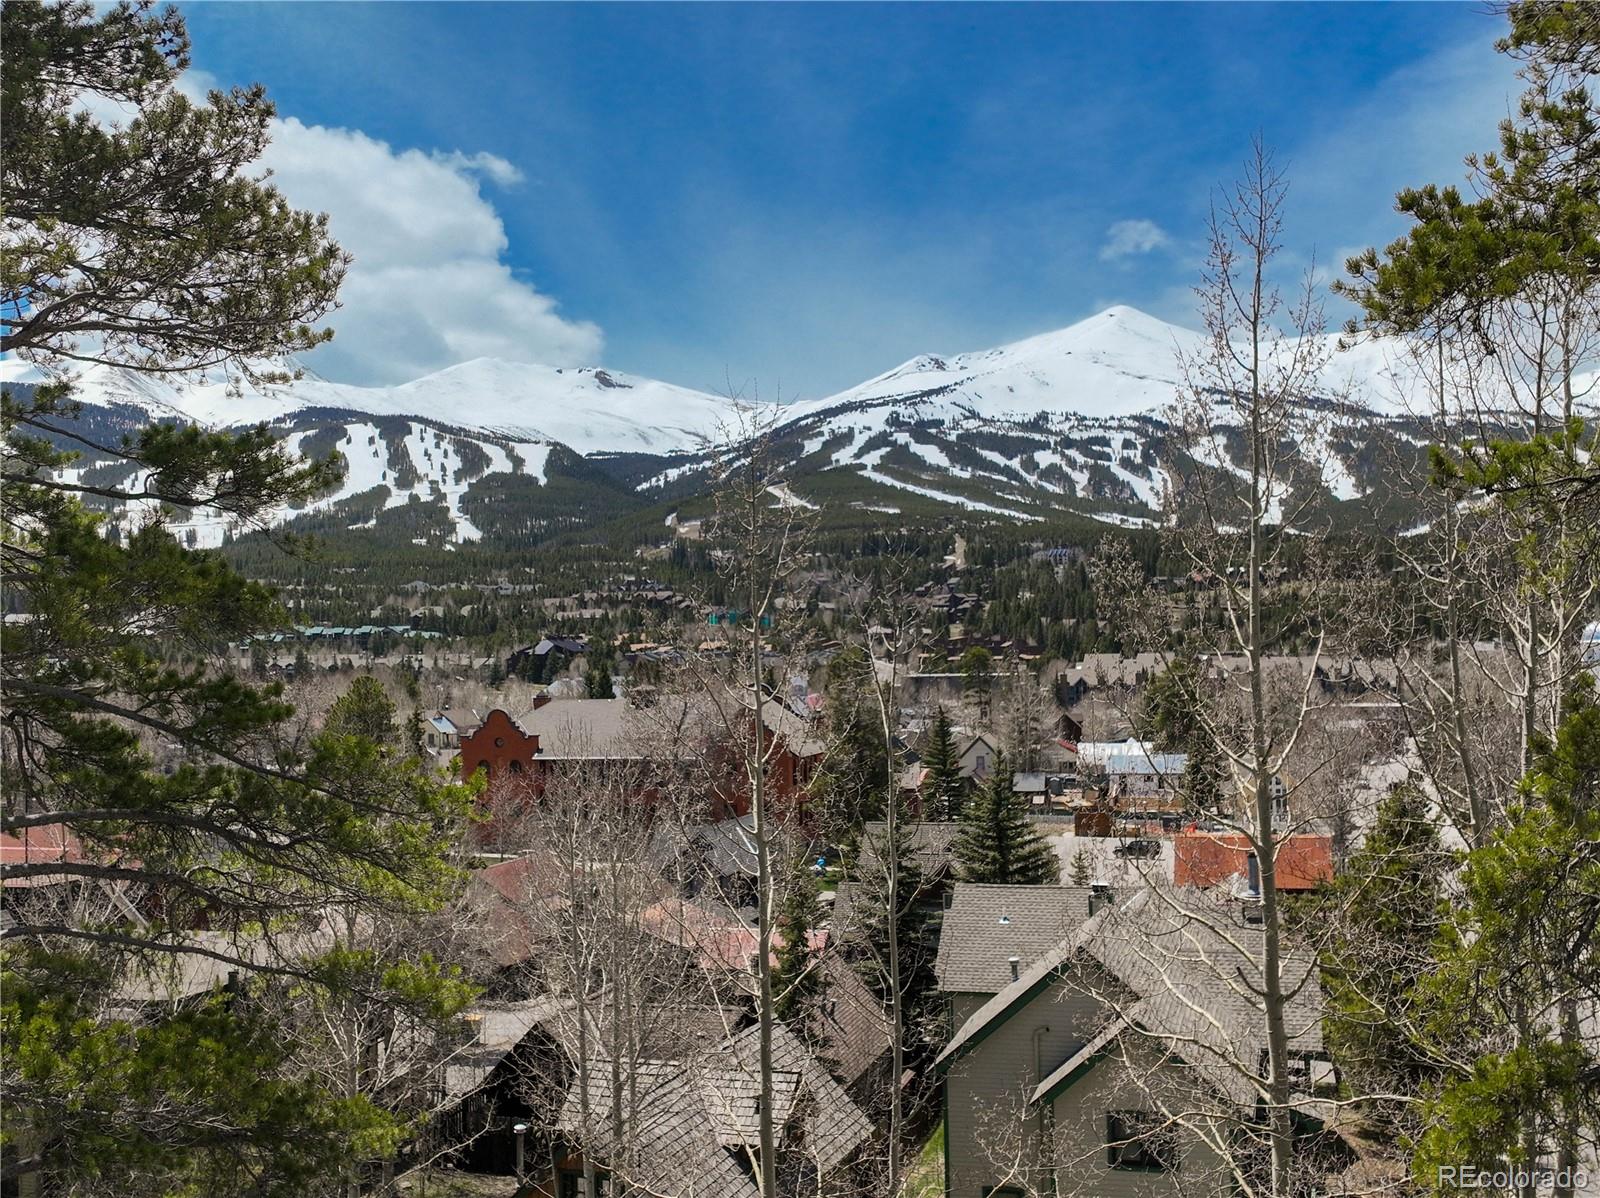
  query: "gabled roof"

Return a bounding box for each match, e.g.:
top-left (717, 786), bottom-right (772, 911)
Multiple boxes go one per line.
top-left (513, 698), bottom-right (635, 760)
top-left (934, 883), bottom-right (1100, 995)
top-left (936, 888), bottom-right (1325, 1110)
top-left (723, 1021), bottom-right (873, 1174)
top-left (815, 954), bottom-right (892, 1087)
top-left (440, 706), bottom-right (482, 732)
top-left (957, 731), bottom-right (998, 758)
top-left (558, 1063), bottom-right (761, 1198)
top-left (443, 995), bottom-right (574, 1099)
top-left (555, 1020), bottom-right (871, 1191)
top-left (1029, 1012), bottom-right (1134, 1104)
top-left (1105, 751), bottom-right (1188, 776)
top-left (514, 689), bottom-right (824, 761)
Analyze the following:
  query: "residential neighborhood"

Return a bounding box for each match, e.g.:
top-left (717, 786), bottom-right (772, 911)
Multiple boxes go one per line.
top-left (6, 3), bottom-right (1599, 1197)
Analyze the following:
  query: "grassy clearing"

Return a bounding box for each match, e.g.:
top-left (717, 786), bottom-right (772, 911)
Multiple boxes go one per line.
top-left (901, 1118), bottom-right (945, 1198)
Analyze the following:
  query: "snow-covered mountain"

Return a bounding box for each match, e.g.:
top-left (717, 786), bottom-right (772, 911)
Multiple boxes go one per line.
top-left (786, 305), bottom-right (1422, 424)
top-left (1, 355), bottom-right (748, 455)
top-left (7, 305), bottom-right (1452, 545)
top-left (717, 305), bottom-right (1436, 525)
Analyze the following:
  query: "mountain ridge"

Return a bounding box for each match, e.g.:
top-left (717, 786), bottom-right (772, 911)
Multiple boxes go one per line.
top-left (3, 306), bottom-right (1462, 547)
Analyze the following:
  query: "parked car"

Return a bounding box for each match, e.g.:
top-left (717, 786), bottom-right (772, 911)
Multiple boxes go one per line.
top-left (1114, 838), bottom-right (1162, 859)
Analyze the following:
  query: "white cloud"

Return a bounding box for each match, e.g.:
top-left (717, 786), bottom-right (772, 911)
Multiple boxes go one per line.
top-left (80, 69), bottom-right (597, 385)
top-left (1099, 218), bottom-right (1170, 261)
top-left (431, 149), bottom-right (525, 188)
top-left (256, 117), bottom-right (600, 385)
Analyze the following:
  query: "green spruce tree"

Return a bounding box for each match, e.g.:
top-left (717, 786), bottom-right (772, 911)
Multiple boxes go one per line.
top-left (1069, 846), bottom-right (1093, 887)
top-left (772, 855), bottom-right (826, 1036)
top-left (919, 704), bottom-right (965, 821)
top-left (953, 752), bottom-right (1060, 885)
top-left (1413, 684), bottom-right (1600, 1191)
top-left (585, 658), bottom-right (614, 699)
top-left (958, 645), bottom-right (993, 697)
top-left (851, 800), bottom-right (935, 1007)
top-left (813, 647), bottom-right (890, 838)
top-left (1320, 783), bottom-right (1448, 1142)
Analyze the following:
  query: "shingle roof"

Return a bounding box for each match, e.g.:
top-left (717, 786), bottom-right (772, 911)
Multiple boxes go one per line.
top-left (517, 690), bottom-right (824, 762)
top-left (723, 1021), bottom-right (873, 1174)
top-left (557, 1062), bottom-right (761, 1198)
top-left (555, 1020), bottom-right (872, 1191)
top-left (814, 954), bottom-right (892, 1087)
top-left (934, 883), bottom-right (1099, 995)
top-left (444, 995), bottom-right (573, 1099)
top-left (855, 822), bottom-right (961, 880)
top-left (440, 706), bottom-right (482, 733)
top-left (937, 887), bottom-right (1325, 1110)
top-left (513, 698), bottom-right (635, 759)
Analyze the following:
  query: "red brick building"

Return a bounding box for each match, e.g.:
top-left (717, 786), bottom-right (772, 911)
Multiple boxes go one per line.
top-left (458, 695), bottom-right (823, 829)
top-left (460, 707), bottom-right (543, 787)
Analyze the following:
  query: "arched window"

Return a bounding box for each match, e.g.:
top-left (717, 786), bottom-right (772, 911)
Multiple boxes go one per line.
top-left (477, 760), bottom-right (491, 778)
top-left (509, 759), bottom-right (524, 775)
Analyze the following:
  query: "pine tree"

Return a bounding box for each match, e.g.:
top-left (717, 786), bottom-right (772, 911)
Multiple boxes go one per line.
top-left (919, 704), bottom-right (965, 821)
top-left (1413, 685), bottom-right (1600, 1189)
top-left (0, 7), bottom-right (472, 1192)
top-left (1069, 846), bottom-right (1093, 887)
top-left (585, 659), bottom-right (614, 699)
top-left (813, 647), bottom-right (890, 837)
top-left (852, 803), bottom-right (935, 1006)
top-left (958, 645), bottom-right (993, 696)
top-left (2, 2), bottom-right (347, 368)
top-left (773, 856), bottom-right (826, 1036)
top-left (1320, 783), bottom-right (1448, 1140)
top-left (953, 752), bottom-right (1060, 885)
top-left (324, 675), bottom-right (398, 745)
top-left (1181, 724), bottom-right (1227, 817)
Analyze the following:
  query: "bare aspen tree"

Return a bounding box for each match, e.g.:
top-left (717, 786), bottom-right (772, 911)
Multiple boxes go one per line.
top-left (502, 748), bottom-right (719, 1197)
top-left (832, 555), bottom-right (932, 1195)
top-left (1094, 141), bottom-right (1349, 1195)
top-left (659, 402), bottom-right (820, 1198)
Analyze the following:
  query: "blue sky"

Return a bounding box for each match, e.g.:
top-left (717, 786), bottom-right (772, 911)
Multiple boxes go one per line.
top-left (183, 2), bottom-right (1516, 398)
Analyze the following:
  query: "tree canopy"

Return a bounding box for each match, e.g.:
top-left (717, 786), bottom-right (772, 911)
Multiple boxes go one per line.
top-left (0, 5), bottom-right (476, 1193)
top-left (952, 753), bottom-right (1060, 886)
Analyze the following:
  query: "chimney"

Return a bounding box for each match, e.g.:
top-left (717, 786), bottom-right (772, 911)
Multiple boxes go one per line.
top-left (1008, 955), bottom-right (1021, 983)
top-left (531, 692), bottom-right (552, 710)
top-left (1089, 882), bottom-right (1112, 916)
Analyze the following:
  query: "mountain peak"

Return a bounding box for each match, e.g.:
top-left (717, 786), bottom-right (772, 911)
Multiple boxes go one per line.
top-left (1096, 303), bottom-right (1144, 320)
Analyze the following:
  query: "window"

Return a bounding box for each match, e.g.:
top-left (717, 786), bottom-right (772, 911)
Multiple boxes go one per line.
top-left (509, 759), bottom-right (524, 775)
top-left (558, 1170), bottom-right (610, 1198)
top-left (1106, 1110), bottom-right (1177, 1171)
top-left (476, 759), bottom-right (491, 778)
